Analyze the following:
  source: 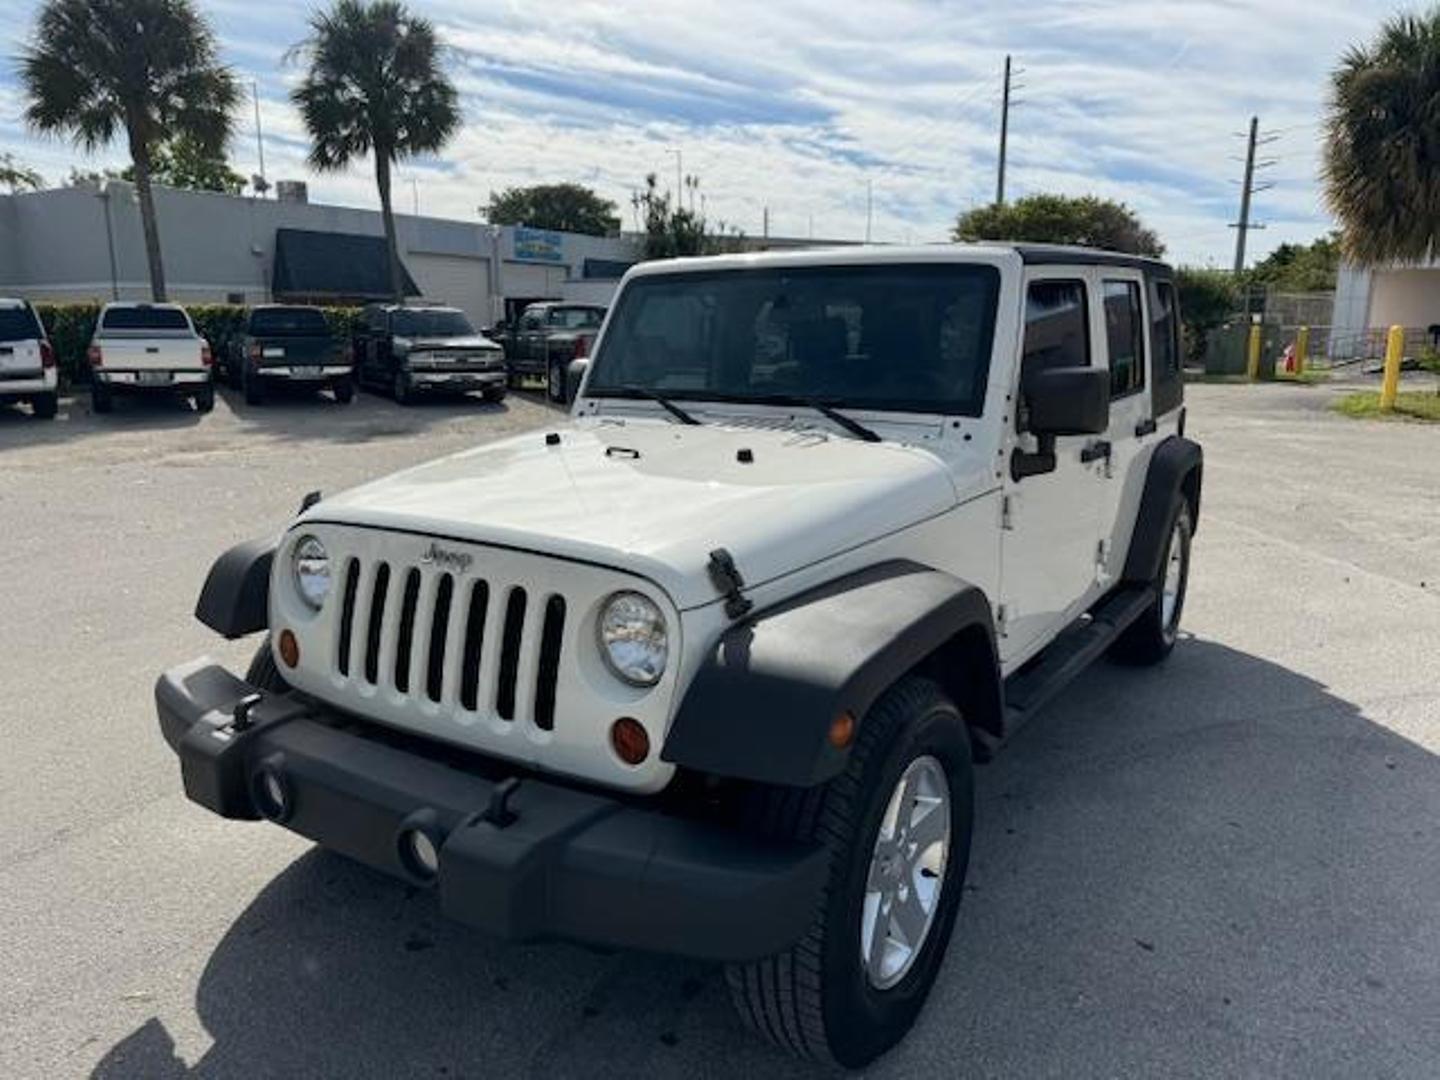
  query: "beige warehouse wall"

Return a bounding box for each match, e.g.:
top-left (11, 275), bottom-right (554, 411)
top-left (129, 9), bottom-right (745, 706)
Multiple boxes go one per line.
top-left (1368, 269), bottom-right (1440, 329)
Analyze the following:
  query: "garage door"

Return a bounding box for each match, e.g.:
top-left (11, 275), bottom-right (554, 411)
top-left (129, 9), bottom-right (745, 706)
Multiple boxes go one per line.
top-left (408, 254), bottom-right (491, 325)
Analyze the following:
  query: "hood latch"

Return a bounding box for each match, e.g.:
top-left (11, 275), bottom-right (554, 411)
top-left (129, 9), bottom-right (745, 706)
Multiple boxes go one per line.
top-left (708, 548), bottom-right (753, 620)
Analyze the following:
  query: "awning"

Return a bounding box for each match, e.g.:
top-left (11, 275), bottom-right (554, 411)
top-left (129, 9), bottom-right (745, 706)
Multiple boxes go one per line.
top-left (271, 228), bottom-right (420, 302)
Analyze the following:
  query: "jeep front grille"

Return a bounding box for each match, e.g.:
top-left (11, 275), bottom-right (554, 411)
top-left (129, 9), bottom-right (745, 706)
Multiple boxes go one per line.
top-left (334, 555), bottom-right (567, 732)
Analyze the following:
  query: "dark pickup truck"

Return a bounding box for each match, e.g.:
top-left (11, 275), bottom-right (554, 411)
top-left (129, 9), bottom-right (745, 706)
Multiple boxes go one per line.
top-left (353, 304), bottom-right (507, 405)
top-left (226, 305), bottom-right (354, 405)
top-left (492, 302), bottom-right (605, 402)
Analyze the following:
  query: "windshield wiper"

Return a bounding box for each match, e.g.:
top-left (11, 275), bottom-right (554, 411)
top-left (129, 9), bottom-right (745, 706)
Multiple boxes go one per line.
top-left (618, 386), bottom-right (701, 426)
top-left (799, 399), bottom-right (881, 443)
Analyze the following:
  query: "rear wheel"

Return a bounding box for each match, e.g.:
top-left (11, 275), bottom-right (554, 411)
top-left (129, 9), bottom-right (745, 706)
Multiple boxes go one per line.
top-left (1111, 497), bottom-right (1192, 665)
top-left (91, 381), bottom-right (113, 414)
top-left (333, 378), bottom-right (354, 404)
top-left (31, 392), bottom-right (57, 420)
top-left (725, 676), bottom-right (973, 1068)
top-left (482, 386), bottom-right (507, 404)
top-left (193, 384), bottom-right (215, 413)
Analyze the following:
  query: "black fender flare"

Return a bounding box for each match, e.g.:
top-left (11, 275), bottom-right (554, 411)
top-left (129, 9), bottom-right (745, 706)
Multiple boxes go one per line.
top-left (661, 561), bottom-right (1000, 787)
top-left (195, 536), bottom-right (274, 639)
top-left (1122, 434), bottom-right (1203, 584)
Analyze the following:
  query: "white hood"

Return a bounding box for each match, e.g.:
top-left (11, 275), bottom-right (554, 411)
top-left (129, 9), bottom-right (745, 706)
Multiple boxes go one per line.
top-left (299, 418), bottom-right (966, 609)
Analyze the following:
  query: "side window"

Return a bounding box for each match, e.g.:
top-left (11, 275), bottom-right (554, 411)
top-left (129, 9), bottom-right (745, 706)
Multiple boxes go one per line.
top-left (1151, 280), bottom-right (1181, 382)
top-left (1102, 279), bottom-right (1145, 398)
top-left (521, 311), bottom-right (541, 331)
top-left (1022, 279), bottom-right (1090, 375)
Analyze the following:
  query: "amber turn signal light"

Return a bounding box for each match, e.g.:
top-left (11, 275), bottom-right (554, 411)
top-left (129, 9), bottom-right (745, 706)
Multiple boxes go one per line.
top-left (610, 717), bottom-right (650, 765)
top-left (277, 629), bottom-right (300, 668)
top-left (828, 711), bottom-right (856, 749)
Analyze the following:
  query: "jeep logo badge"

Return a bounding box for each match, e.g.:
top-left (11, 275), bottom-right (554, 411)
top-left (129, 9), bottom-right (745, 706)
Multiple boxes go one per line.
top-left (419, 542), bottom-right (473, 573)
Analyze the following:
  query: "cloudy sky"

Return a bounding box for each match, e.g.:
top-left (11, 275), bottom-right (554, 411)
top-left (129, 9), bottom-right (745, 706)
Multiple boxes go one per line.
top-left (0, 1), bottom-right (1404, 265)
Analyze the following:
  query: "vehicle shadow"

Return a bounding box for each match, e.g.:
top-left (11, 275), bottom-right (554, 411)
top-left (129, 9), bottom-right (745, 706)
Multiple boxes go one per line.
top-left (0, 391), bottom-right (202, 450)
top-left (91, 639), bottom-right (1440, 1078)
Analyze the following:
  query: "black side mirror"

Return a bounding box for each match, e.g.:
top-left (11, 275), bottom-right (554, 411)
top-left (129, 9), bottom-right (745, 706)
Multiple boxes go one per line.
top-left (564, 358), bottom-right (589, 404)
top-left (1011, 366), bottom-right (1110, 482)
top-left (1024, 365), bottom-right (1110, 436)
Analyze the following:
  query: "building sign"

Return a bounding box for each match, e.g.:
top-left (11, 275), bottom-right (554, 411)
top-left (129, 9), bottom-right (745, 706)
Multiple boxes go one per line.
top-left (513, 225), bottom-right (564, 263)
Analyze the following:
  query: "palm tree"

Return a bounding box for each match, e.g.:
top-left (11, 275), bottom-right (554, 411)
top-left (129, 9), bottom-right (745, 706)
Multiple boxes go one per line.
top-left (292, 1), bottom-right (460, 302)
top-left (1323, 11), bottom-right (1440, 265)
top-left (19, 0), bottom-right (239, 301)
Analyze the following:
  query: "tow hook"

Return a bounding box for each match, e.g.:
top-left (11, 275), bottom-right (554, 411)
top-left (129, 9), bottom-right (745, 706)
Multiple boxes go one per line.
top-left (475, 777), bottom-right (521, 829)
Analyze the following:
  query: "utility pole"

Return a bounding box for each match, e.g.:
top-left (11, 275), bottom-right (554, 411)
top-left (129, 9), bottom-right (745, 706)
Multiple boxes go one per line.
top-left (1230, 115), bottom-right (1277, 274)
top-left (996, 54), bottom-right (1012, 206)
top-left (762, 205), bottom-right (769, 239)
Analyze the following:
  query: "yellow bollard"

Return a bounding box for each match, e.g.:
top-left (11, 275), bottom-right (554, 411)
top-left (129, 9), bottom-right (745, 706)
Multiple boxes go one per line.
top-left (1246, 324), bottom-right (1263, 380)
top-left (1295, 326), bottom-right (1309, 377)
top-left (1380, 324), bottom-right (1404, 411)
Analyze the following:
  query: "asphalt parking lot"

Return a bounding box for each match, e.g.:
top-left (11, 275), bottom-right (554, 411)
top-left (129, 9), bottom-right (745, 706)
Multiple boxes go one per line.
top-left (2, 379), bottom-right (1438, 1078)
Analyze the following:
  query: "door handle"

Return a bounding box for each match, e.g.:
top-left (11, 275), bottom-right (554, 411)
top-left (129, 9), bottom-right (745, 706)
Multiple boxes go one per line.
top-left (1135, 417), bottom-right (1157, 437)
top-left (1080, 440), bottom-right (1112, 464)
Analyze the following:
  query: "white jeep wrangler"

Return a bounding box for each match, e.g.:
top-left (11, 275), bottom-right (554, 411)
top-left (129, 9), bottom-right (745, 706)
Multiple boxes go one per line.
top-left (158, 244), bottom-right (1201, 1068)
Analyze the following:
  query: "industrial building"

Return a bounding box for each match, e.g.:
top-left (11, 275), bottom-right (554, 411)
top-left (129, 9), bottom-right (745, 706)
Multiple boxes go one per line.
top-left (0, 181), bottom-right (638, 326)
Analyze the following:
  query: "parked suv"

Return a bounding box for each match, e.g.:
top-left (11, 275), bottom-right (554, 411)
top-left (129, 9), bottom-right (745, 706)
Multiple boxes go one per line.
top-left (157, 245), bottom-right (1200, 1068)
top-left (352, 304), bottom-right (506, 405)
top-left (493, 301), bottom-right (605, 402)
top-left (226, 305), bottom-right (354, 406)
top-left (88, 302), bottom-right (213, 413)
top-left (0, 298), bottom-right (58, 419)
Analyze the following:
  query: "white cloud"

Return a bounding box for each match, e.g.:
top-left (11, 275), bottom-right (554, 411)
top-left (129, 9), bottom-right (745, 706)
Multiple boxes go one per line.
top-left (0, 0), bottom-right (1399, 263)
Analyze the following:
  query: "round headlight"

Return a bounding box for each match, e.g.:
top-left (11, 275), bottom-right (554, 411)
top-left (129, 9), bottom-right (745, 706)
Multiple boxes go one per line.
top-left (598, 591), bottom-right (668, 686)
top-left (291, 534), bottom-right (330, 610)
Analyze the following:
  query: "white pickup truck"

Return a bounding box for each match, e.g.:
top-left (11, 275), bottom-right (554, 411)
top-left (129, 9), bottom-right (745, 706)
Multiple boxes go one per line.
top-left (88, 302), bottom-right (214, 413)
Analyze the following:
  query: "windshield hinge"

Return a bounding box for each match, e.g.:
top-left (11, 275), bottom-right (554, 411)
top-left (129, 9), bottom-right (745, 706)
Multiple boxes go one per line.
top-left (996, 603), bottom-right (1009, 637)
top-left (1001, 494), bottom-right (1014, 530)
top-left (707, 548), bottom-right (753, 620)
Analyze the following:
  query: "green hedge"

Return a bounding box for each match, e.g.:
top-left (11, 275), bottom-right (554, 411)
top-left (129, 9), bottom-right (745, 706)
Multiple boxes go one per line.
top-left (34, 303), bottom-right (364, 388)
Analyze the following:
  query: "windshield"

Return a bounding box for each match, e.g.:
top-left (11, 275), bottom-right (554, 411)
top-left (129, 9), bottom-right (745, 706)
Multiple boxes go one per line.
top-left (549, 306), bottom-right (605, 329)
top-left (392, 309), bottom-right (474, 338)
top-left (100, 306), bottom-right (193, 334)
top-left (586, 264), bottom-right (1000, 416)
top-left (250, 307), bottom-right (330, 337)
top-left (0, 306), bottom-right (42, 342)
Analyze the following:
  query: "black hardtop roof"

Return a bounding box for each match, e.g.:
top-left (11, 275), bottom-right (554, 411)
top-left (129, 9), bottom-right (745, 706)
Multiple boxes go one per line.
top-left (1013, 243), bottom-right (1174, 274)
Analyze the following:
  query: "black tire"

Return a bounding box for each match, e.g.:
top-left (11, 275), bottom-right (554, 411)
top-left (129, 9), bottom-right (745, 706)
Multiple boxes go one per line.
top-left (193, 384), bottom-right (215, 413)
top-left (243, 364), bottom-right (265, 406)
top-left (725, 676), bottom-right (974, 1068)
top-left (1111, 497), bottom-right (1193, 665)
top-left (245, 636), bottom-right (290, 692)
top-left (31, 392), bottom-right (58, 420)
top-left (333, 378), bottom-right (355, 404)
top-left (393, 369), bottom-right (413, 405)
top-left (482, 386), bottom-right (507, 404)
top-left (91, 381), bottom-right (113, 414)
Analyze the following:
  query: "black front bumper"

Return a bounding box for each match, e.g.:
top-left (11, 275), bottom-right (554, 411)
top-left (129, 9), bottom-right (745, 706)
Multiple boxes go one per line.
top-left (156, 660), bottom-right (826, 962)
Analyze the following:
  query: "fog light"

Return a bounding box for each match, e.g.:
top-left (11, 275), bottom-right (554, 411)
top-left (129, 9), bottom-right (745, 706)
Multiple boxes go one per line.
top-left (401, 828), bottom-right (440, 879)
top-left (277, 629), bottom-right (299, 668)
top-left (252, 765), bottom-right (291, 821)
top-left (610, 717), bottom-right (650, 766)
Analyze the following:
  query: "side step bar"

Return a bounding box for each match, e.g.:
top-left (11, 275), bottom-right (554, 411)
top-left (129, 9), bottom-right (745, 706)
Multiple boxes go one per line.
top-left (1001, 585), bottom-right (1156, 736)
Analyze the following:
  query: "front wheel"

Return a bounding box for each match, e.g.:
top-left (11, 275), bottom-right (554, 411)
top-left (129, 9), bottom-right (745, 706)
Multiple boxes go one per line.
top-left (1111, 497), bottom-right (1193, 665)
top-left (245, 636), bottom-right (290, 692)
top-left (726, 676), bottom-right (973, 1068)
top-left (31, 392), bottom-right (58, 420)
top-left (393, 370), bottom-right (413, 405)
